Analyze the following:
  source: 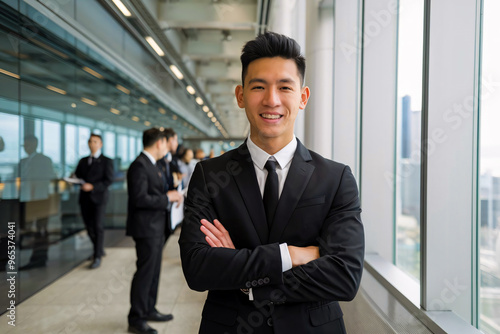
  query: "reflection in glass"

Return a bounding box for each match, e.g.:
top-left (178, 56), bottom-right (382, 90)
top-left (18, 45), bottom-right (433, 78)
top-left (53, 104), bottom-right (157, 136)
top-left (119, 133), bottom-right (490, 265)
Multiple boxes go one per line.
top-left (395, 0), bottom-right (424, 281)
top-left (479, 1), bottom-right (500, 332)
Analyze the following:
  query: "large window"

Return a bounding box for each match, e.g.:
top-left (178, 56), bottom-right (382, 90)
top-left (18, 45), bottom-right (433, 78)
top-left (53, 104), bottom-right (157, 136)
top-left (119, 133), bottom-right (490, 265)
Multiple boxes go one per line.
top-left (395, 0), bottom-right (424, 281)
top-left (479, 0), bottom-right (500, 332)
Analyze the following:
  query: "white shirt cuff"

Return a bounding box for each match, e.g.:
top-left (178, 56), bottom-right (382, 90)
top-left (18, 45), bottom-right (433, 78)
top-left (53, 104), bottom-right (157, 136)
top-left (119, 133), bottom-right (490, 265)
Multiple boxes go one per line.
top-left (248, 243), bottom-right (291, 301)
top-left (280, 242), bottom-right (292, 272)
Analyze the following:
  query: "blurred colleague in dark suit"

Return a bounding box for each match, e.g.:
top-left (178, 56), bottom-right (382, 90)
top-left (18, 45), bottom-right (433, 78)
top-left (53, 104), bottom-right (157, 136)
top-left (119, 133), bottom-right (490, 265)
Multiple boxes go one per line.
top-left (18, 135), bottom-right (56, 270)
top-left (74, 133), bottom-right (114, 269)
top-left (126, 128), bottom-right (183, 334)
top-left (157, 128), bottom-right (183, 238)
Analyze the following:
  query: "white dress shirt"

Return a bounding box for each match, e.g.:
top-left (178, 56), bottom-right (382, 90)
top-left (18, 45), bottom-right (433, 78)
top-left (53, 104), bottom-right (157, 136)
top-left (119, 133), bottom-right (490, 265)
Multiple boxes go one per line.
top-left (142, 150), bottom-right (157, 165)
top-left (246, 136), bottom-right (295, 298)
top-left (88, 149), bottom-right (102, 165)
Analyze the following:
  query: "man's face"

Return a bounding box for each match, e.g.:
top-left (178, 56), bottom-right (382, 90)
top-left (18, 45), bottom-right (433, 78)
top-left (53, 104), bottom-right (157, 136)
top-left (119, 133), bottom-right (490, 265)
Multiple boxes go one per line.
top-left (168, 135), bottom-right (178, 153)
top-left (158, 137), bottom-right (168, 159)
top-left (235, 57), bottom-right (310, 146)
top-left (88, 136), bottom-right (103, 154)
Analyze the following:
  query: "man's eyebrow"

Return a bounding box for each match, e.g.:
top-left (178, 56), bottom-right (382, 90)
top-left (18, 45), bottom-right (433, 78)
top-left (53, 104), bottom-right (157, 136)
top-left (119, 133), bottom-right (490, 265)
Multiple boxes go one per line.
top-left (247, 78), bottom-right (297, 85)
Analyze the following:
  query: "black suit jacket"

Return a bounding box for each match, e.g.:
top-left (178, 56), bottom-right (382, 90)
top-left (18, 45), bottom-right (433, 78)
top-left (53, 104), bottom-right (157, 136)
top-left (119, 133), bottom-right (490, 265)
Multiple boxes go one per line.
top-left (126, 153), bottom-right (169, 238)
top-left (75, 154), bottom-right (114, 205)
top-left (179, 139), bottom-right (364, 334)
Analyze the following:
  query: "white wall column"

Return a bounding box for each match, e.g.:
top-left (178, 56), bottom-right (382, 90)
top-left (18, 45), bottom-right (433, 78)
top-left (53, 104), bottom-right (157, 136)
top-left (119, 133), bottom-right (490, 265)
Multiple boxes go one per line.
top-left (304, 0), bottom-right (334, 158)
top-left (421, 0), bottom-right (480, 323)
top-left (360, 0), bottom-right (398, 262)
top-left (332, 0), bottom-right (362, 179)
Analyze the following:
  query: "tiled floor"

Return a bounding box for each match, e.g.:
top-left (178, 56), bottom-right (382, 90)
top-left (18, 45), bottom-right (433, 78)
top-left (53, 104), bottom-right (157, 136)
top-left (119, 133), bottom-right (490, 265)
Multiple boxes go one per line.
top-left (0, 230), bottom-right (206, 334)
top-left (0, 229), bottom-right (420, 334)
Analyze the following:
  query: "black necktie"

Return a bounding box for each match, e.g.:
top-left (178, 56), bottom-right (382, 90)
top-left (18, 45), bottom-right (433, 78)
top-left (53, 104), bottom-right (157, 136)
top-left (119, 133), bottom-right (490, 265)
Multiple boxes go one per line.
top-left (263, 159), bottom-right (279, 228)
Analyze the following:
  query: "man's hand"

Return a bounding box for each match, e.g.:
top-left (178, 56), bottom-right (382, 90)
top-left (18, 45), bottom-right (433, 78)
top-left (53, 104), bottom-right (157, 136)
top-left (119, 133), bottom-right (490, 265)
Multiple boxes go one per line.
top-left (82, 183), bottom-right (94, 192)
top-left (167, 190), bottom-right (184, 208)
top-left (200, 219), bottom-right (235, 249)
top-left (288, 246), bottom-right (320, 267)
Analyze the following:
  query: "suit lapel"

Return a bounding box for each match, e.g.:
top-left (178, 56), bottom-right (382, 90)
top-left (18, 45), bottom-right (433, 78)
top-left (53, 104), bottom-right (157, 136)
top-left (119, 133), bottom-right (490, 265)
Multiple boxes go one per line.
top-left (232, 142), bottom-right (269, 244)
top-left (269, 140), bottom-right (314, 242)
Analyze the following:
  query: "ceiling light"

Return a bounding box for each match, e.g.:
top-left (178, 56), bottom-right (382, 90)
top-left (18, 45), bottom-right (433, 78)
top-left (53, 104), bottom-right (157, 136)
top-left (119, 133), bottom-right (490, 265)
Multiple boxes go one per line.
top-left (202, 106), bottom-right (209, 112)
top-left (112, 0), bottom-right (131, 16)
top-left (71, 103), bottom-right (77, 108)
top-left (145, 36), bottom-right (165, 56)
top-left (173, 115), bottom-right (178, 120)
top-left (131, 116), bottom-right (140, 122)
top-left (195, 97), bottom-right (204, 105)
top-left (81, 97), bottom-right (97, 106)
top-left (110, 108), bottom-right (120, 115)
top-left (139, 97), bottom-right (148, 104)
top-left (144, 121), bottom-right (151, 126)
top-left (29, 38), bottom-right (68, 59)
top-left (0, 68), bottom-right (20, 79)
top-left (211, 117), bottom-right (217, 122)
top-left (169, 65), bottom-right (184, 80)
top-left (116, 84), bottom-right (130, 94)
top-left (207, 112), bottom-right (213, 118)
top-left (82, 66), bottom-right (104, 79)
top-left (186, 85), bottom-right (196, 95)
top-left (158, 107), bottom-right (166, 114)
top-left (46, 85), bottom-right (66, 95)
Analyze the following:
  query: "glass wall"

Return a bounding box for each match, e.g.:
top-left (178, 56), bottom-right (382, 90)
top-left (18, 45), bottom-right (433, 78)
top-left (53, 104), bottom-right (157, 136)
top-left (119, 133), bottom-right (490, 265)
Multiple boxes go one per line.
top-left (395, 0), bottom-right (424, 281)
top-left (0, 0), bottom-right (149, 310)
top-left (479, 0), bottom-right (500, 332)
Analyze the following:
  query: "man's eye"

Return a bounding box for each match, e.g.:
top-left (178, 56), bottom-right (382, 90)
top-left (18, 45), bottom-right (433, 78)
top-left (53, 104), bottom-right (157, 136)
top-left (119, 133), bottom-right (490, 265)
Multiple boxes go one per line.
top-left (281, 86), bottom-right (292, 90)
top-left (251, 86), bottom-right (264, 90)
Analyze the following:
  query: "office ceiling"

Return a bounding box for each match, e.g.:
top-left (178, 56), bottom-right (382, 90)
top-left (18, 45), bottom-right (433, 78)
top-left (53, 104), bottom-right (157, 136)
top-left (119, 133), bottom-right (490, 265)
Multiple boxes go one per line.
top-left (127, 0), bottom-right (271, 138)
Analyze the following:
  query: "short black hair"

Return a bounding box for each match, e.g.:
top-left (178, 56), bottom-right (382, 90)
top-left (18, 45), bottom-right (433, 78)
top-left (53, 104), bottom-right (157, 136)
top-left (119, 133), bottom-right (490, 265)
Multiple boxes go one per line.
top-left (24, 135), bottom-right (38, 145)
top-left (163, 127), bottom-right (177, 141)
top-left (240, 31), bottom-right (306, 86)
top-left (143, 128), bottom-right (167, 148)
top-left (89, 133), bottom-right (102, 141)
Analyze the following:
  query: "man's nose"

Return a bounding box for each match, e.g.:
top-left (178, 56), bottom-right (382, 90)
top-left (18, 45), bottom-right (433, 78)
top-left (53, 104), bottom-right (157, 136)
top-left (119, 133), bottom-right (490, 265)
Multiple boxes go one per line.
top-left (263, 88), bottom-right (281, 107)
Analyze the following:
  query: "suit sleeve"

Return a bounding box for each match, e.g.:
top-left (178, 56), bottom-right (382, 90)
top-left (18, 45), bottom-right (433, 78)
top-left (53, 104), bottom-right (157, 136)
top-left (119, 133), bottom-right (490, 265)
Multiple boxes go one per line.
top-left (92, 158), bottom-right (114, 193)
top-left (179, 162), bottom-right (283, 292)
top-left (127, 161), bottom-right (168, 210)
top-left (74, 159), bottom-right (84, 179)
top-left (253, 166), bottom-right (364, 303)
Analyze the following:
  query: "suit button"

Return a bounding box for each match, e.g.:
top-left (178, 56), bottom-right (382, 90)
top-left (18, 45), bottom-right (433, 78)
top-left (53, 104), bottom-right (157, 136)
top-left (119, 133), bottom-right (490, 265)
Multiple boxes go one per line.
top-left (267, 318), bottom-right (273, 327)
top-left (245, 281), bottom-right (252, 288)
top-left (263, 277), bottom-right (270, 284)
top-left (258, 279), bottom-right (264, 285)
top-left (251, 280), bottom-right (258, 287)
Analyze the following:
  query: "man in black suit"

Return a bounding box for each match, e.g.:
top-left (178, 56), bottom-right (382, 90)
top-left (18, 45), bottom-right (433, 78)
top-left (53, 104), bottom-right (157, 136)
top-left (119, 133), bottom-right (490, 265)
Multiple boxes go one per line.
top-left (126, 128), bottom-right (183, 334)
top-left (179, 32), bottom-right (364, 334)
top-left (74, 133), bottom-right (114, 269)
top-left (156, 128), bottom-right (182, 239)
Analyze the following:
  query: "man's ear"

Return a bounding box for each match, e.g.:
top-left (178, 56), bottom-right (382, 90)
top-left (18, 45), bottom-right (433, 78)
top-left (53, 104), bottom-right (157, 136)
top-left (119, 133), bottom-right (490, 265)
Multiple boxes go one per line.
top-left (235, 85), bottom-right (245, 108)
top-left (299, 86), bottom-right (310, 110)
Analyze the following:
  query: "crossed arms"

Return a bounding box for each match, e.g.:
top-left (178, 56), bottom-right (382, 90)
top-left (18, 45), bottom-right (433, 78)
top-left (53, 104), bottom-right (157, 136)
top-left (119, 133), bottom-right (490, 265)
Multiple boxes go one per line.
top-left (179, 162), bottom-right (364, 304)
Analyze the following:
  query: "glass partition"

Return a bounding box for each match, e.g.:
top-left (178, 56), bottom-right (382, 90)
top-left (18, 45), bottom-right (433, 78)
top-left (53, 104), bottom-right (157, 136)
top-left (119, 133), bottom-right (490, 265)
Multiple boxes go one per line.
top-left (395, 0), bottom-right (424, 281)
top-left (479, 0), bottom-right (500, 332)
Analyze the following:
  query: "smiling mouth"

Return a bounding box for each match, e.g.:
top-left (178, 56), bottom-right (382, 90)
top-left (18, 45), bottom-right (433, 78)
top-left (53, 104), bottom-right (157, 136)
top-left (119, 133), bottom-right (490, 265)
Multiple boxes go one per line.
top-left (260, 113), bottom-right (283, 120)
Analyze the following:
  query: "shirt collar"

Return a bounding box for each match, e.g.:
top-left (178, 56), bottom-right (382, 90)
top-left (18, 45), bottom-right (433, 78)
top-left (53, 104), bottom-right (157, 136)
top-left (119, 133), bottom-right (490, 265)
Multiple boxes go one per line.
top-left (142, 150), bottom-right (157, 165)
top-left (246, 135), bottom-right (297, 170)
top-left (91, 150), bottom-right (102, 159)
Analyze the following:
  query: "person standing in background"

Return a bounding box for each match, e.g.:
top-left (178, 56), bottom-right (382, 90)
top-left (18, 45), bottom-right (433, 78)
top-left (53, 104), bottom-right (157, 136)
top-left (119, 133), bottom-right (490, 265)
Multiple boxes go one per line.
top-left (126, 128), bottom-right (183, 334)
top-left (157, 128), bottom-right (183, 238)
top-left (18, 135), bottom-right (57, 270)
top-left (74, 133), bottom-right (114, 269)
